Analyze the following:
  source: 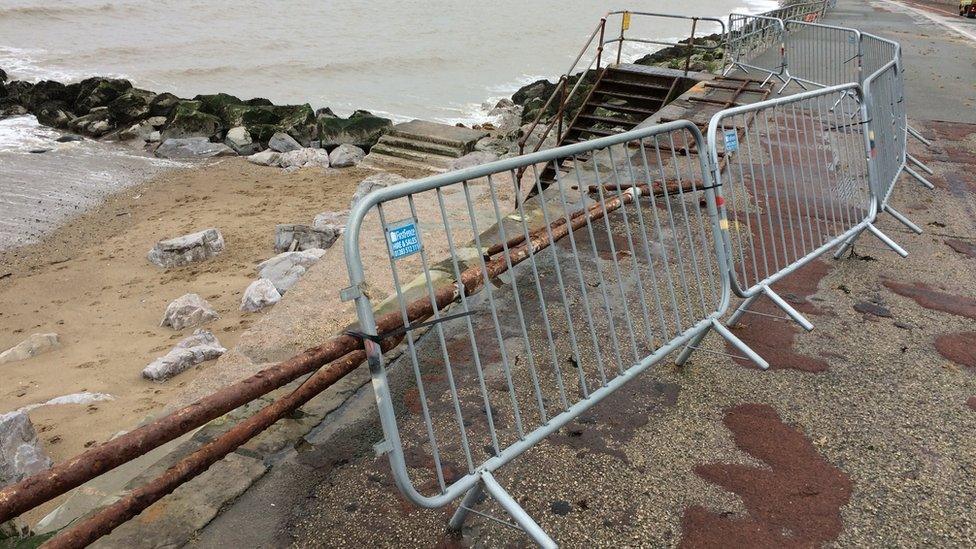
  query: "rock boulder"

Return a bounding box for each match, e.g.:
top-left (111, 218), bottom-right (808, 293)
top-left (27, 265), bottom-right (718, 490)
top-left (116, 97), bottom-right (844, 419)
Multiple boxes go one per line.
top-left (224, 126), bottom-right (255, 154)
top-left (160, 293), bottom-right (219, 330)
top-left (349, 172), bottom-right (407, 209)
top-left (246, 150), bottom-right (280, 167)
top-left (276, 147), bottom-right (331, 169)
top-left (0, 411), bottom-right (52, 487)
top-left (147, 228), bottom-right (225, 268)
top-left (142, 329), bottom-right (226, 381)
top-left (257, 249), bottom-right (326, 293)
top-left (316, 110), bottom-right (392, 150)
top-left (240, 279), bottom-right (281, 312)
top-left (328, 143), bottom-right (365, 168)
top-left (268, 132), bottom-right (302, 153)
top-left (274, 224), bottom-right (339, 253)
top-left (0, 333), bottom-right (60, 365)
top-left (155, 137), bottom-right (235, 159)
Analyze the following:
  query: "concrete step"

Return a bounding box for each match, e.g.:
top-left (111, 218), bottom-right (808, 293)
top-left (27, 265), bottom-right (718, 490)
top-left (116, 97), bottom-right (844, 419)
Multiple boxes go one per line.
top-left (386, 120), bottom-right (487, 151)
top-left (369, 143), bottom-right (456, 167)
top-left (376, 134), bottom-right (466, 158)
top-left (361, 151), bottom-right (452, 173)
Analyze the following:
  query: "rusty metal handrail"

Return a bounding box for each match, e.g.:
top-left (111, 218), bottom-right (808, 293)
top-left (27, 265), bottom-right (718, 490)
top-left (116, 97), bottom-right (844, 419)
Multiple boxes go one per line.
top-left (516, 11), bottom-right (727, 180)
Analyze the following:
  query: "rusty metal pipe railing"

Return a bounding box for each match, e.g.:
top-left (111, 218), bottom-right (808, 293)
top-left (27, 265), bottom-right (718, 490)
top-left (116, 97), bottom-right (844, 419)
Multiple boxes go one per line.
top-left (40, 347), bottom-right (382, 549)
top-left (0, 159), bottom-right (653, 529)
top-left (38, 162), bottom-right (653, 547)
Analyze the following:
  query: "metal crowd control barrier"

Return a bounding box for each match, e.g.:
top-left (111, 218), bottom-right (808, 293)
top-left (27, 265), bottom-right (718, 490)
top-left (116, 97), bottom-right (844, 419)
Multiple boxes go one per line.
top-left (704, 84), bottom-right (907, 349)
top-left (342, 120), bottom-right (765, 547)
top-left (724, 14), bottom-right (794, 88)
top-left (782, 21), bottom-right (862, 90)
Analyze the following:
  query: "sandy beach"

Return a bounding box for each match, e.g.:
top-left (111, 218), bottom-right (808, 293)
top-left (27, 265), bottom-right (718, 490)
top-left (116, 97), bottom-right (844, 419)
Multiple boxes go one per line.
top-left (0, 158), bottom-right (426, 472)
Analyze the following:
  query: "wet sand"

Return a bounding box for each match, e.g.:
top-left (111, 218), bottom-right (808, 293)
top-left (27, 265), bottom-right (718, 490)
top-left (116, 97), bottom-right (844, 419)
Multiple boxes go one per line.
top-left (0, 158), bottom-right (426, 474)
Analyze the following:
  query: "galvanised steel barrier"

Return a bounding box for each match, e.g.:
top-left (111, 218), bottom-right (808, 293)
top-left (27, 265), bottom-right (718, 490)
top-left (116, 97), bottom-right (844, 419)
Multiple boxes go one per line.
top-left (782, 21), bottom-right (862, 90)
top-left (704, 84), bottom-right (907, 347)
top-left (342, 121), bottom-right (765, 547)
top-left (724, 14), bottom-right (794, 88)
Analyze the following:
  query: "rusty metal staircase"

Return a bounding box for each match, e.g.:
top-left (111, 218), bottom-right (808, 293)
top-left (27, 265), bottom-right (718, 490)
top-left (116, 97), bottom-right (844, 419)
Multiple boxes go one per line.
top-left (534, 64), bottom-right (699, 186)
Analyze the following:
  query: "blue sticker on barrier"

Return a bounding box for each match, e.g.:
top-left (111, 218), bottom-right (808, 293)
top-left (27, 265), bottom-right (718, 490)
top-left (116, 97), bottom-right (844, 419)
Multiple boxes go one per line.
top-left (387, 219), bottom-right (422, 260)
top-left (724, 130), bottom-right (739, 153)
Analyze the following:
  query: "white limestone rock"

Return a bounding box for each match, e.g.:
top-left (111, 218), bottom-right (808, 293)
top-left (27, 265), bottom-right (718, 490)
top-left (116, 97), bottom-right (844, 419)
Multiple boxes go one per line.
top-left (328, 143), bottom-right (365, 168)
top-left (276, 147), bottom-right (331, 169)
top-left (450, 151), bottom-right (498, 171)
top-left (274, 224), bottom-right (339, 253)
top-left (142, 329), bottom-right (226, 381)
top-left (349, 172), bottom-right (407, 210)
top-left (224, 126), bottom-right (256, 155)
top-left (247, 150), bottom-right (280, 166)
top-left (268, 132), bottom-right (302, 153)
top-left (312, 210), bottom-right (348, 234)
top-left (0, 333), bottom-right (60, 365)
top-left (240, 279), bottom-right (281, 312)
top-left (256, 249), bottom-right (326, 294)
top-left (155, 137), bottom-right (235, 159)
top-left (160, 293), bottom-right (219, 330)
top-left (0, 411), bottom-right (52, 487)
top-left (147, 228), bottom-right (224, 269)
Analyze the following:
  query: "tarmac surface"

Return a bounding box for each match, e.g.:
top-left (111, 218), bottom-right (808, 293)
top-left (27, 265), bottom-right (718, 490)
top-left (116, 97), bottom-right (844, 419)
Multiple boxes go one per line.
top-left (180, 0), bottom-right (976, 546)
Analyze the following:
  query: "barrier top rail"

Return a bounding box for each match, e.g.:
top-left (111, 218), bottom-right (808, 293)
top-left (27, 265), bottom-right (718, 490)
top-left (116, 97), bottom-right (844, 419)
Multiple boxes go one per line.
top-left (343, 117), bottom-right (767, 545)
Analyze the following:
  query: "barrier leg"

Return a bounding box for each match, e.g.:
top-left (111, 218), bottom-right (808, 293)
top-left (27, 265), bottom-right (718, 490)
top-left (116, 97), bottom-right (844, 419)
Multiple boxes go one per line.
top-left (904, 166), bottom-right (935, 190)
top-left (907, 154), bottom-right (934, 176)
top-left (883, 204), bottom-right (923, 234)
top-left (908, 125), bottom-right (933, 148)
top-left (448, 482), bottom-right (485, 532)
top-left (832, 227), bottom-right (864, 259)
top-left (711, 319), bottom-right (769, 370)
top-left (762, 286), bottom-right (814, 332)
top-left (727, 293), bottom-right (761, 327)
top-left (480, 471), bottom-right (556, 549)
top-left (866, 223), bottom-right (909, 257)
top-left (675, 323), bottom-right (713, 367)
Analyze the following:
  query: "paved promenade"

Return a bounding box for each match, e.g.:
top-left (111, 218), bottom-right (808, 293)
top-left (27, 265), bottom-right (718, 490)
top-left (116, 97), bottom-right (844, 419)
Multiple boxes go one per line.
top-left (121, 0), bottom-right (976, 546)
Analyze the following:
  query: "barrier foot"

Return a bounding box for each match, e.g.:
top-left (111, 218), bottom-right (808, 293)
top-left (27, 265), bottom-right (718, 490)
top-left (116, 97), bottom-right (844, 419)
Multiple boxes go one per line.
top-left (883, 204), bottom-right (923, 234)
top-left (832, 228), bottom-right (861, 259)
top-left (908, 125), bottom-right (933, 148)
top-left (907, 154), bottom-right (934, 175)
top-left (447, 482), bottom-right (485, 532)
top-left (726, 293), bottom-right (760, 328)
top-left (711, 319), bottom-right (769, 370)
top-left (480, 471), bottom-right (557, 549)
top-left (762, 286), bottom-right (814, 332)
top-left (867, 223), bottom-right (909, 257)
top-left (904, 166), bottom-right (935, 190)
top-left (675, 324), bottom-right (712, 367)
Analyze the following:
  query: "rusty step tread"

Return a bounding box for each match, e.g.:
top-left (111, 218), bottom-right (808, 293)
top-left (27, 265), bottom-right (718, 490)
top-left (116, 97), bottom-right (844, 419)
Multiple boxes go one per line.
top-left (592, 89), bottom-right (667, 103)
top-left (576, 113), bottom-right (638, 126)
top-left (599, 77), bottom-right (673, 90)
top-left (589, 102), bottom-right (659, 116)
top-left (568, 126), bottom-right (620, 137)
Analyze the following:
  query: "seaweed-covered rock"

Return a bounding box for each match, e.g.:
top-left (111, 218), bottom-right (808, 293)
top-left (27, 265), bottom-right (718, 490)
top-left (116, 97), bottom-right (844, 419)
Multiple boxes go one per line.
top-left (25, 80), bottom-right (73, 111)
top-left (316, 110), bottom-right (392, 150)
top-left (161, 100), bottom-right (223, 140)
top-left (74, 77), bottom-right (133, 114)
top-left (34, 101), bottom-right (73, 127)
top-left (149, 92), bottom-right (181, 118)
top-left (68, 108), bottom-right (115, 137)
top-left (0, 68), bottom-right (7, 86)
top-left (273, 104), bottom-right (316, 145)
top-left (1, 80), bottom-right (33, 106)
top-left (107, 87), bottom-right (156, 125)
